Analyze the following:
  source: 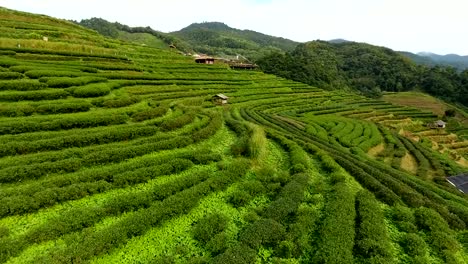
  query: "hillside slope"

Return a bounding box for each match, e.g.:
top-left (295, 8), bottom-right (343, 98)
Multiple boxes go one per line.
top-left (78, 17), bottom-right (193, 52)
top-left (0, 7), bottom-right (468, 264)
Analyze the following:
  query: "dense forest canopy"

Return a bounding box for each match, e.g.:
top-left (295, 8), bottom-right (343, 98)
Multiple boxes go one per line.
top-left (257, 41), bottom-right (468, 106)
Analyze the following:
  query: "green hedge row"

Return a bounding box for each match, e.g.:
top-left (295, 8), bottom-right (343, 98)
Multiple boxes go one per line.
top-left (414, 207), bottom-right (461, 262)
top-left (354, 190), bottom-right (393, 263)
top-left (0, 150), bottom-right (221, 216)
top-left (0, 125), bottom-right (158, 157)
top-left (42, 76), bottom-right (107, 88)
top-left (0, 80), bottom-right (46, 91)
top-left (314, 182), bottom-right (356, 263)
top-left (0, 89), bottom-right (68, 101)
top-left (0, 72), bottom-right (23, 80)
top-left (0, 101), bottom-right (93, 117)
top-left (25, 70), bottom-right (86, 79)
top-left (69, 83), bottom-right (113, 98)
top-left (131, 106), bottom-right (167, 122)
top-left (244, 108), bottom-right (468, 227)
top-left (32, 159), bottom-right (250, 263)
top-left (0, 112), bottom-right (129, 135)
top-left (0, 111), bottom-right (221, 183)
top-left (0, 164), bottom-right (213, 262)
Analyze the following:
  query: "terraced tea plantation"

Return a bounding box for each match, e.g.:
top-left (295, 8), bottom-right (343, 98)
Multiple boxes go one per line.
top-left (1, 7), bottom-right (468, 264)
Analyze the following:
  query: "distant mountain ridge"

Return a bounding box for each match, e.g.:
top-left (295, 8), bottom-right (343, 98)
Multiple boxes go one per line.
top-left (78, 18), bottom-right (467, 69)
top-left (399, 51), bottom-right (468, 70)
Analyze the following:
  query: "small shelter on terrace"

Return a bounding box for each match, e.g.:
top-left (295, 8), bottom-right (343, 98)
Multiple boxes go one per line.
top-left (427, 120), bottom-right (447, 129)
top-left (195, 56), bottom-right (215, 64)
top-left (447, 173), bottom-right (468, 193)
top-left (212, 94), bottom-right (229, 105)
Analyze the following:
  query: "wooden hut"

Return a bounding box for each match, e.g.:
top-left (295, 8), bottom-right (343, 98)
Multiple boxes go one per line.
top-left (212, 94), bottom-right (229, 105)
top-left (195, 56), bottom-right (215, 64)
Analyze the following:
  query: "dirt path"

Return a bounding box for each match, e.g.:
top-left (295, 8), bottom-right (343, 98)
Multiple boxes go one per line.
top-left (367, 143), bottom-right (385, 158)
top-left (401, 152), bottom-right (418, 174)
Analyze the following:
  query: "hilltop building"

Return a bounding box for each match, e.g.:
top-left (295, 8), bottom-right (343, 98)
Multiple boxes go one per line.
top-left (195, 56), bottom-right (215, 64)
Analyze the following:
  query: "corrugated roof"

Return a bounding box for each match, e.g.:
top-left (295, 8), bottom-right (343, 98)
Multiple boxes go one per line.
top-left (447, 173), bottom-right (468, 193)
top-left (214, 94), bottom-right (228, 100)
top-left (435, 120), bottom-right (446, 126)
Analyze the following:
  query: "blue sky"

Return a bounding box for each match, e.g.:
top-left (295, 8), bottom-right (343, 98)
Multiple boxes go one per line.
top-left (1, 0), bottom-right (467, 55)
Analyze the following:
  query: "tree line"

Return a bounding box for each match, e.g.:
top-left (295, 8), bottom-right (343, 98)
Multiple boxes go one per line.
top-left (257, 41), bottom-right (468, 106)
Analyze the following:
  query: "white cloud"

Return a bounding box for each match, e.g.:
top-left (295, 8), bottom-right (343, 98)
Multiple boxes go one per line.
top-left (0, 0), bottom-right (467, 54)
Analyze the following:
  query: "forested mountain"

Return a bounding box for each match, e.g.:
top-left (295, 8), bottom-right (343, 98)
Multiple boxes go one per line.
top-left (257, 41), bottom-right (468, 106)
top-left (400, 51), bottom-right (468, 70)
top-left (79, 19), bottom-right (297, 60)
top-left (171, 22), bottom-right (298, 60)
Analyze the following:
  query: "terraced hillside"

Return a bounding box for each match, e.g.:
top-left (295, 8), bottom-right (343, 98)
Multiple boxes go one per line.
top-left (1, 7), bottom-right (468, 264)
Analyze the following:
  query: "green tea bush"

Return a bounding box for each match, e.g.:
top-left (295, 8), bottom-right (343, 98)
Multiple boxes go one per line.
top-left (212, 244), bottom-right (257, 264)
top-left (35, 101), bottom-right (93, 114)
top-left (0, 104), bottom-right (36, 117)
top-left (102, 96), bottom-right (140, 108)
top-left (0, 112), bottom-right (129, 135)
top-left (131, 106), bottom-right (167, 122)
top-left (0, 89), bottom-right (69, 101)
top-left (45, 76), bottom-right (107, 88)
top-left (25, 70), bottom-right (85, 79)
top-left (192, 213), bottom-right (229, 244)
top-left (239, 219), bottom-right (286, 249)
top-left (32, 159), bottom-right (248, 263)
top-left (159, 112), bottom-right (196, 131)
top-left (354, 190), bottom-right (392, 262)
top-left (0, 72), bottom-right (22, 80)
top-left (314, 182), bottom-right (355, 264)
top-left (0, 125), bottom-right (157, 157)
top-left (0, 80), bottom-right (46, 91)
top-left (400, 233), bottom-right (427, 256)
